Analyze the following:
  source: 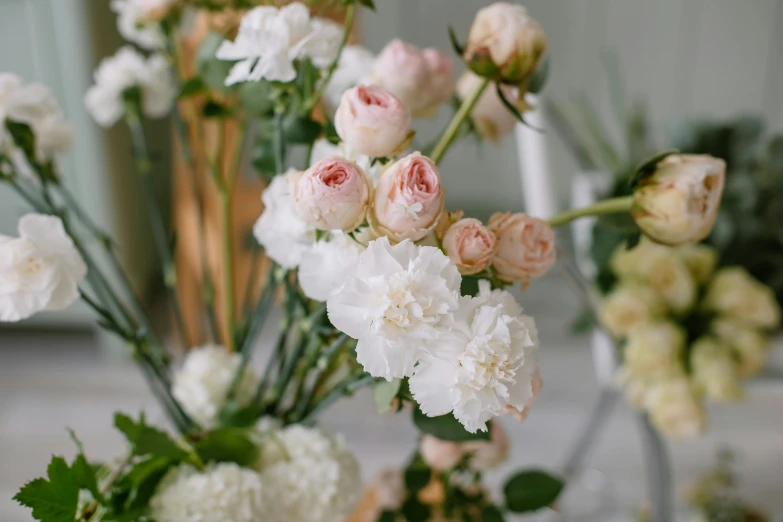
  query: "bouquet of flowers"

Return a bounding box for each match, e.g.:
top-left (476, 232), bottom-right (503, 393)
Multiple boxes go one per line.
top-left (599, 238), bottom-right (781, 439)
top-left (1, 1), bottom-right (727, 520)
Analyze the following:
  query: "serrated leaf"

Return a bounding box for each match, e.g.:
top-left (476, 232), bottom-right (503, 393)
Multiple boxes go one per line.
top-left (71, 453), bottom-right (103, 504)
top-left (195, 427), bottom-right (259, 466)
top-left (114, 413), bottom-right (189, 461)
top-left (179, 77), bottom-right (208, 99)
top-left (629, 149), bottom-right (679, 187)
top-left (412, 405), bottom-right (491, 442)
top-left (14, 456), bottom-right (79, 522)
top-left (374, 378), bottom-right (401, 414)
top-left (503, 469), bottom-right (564, 513)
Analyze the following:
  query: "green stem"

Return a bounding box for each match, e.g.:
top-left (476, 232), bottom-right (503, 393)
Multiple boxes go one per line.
top-left (219, 189), bottom-right (236, 351)
top-left (300, 374), bottom-right (376, 425)
top-left (306, 1), bottom-right (355, 111)
top-left (430, 77), bottom-right (490, 165)
top-left (292, 332), bottom-right (348, 422)
top-left (273, 109), bottom-right (285, 175)
top-left (547, 195), bottom-right (634, 228)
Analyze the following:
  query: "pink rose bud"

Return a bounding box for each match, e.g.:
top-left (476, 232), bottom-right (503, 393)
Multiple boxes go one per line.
top-left (371, 40), bottom-right (455, 118)
top-left (334, 85), bottom-right (412, 158)
top-left (442, 218), bottom-right (498, 275)
top-left (457, 71), bottom-right (532, 142)
top-left (488, 212), bottom-right (556, 283)
top-left (419, 436), bottom-right (466, 471)
top-left (369, 152), bottom-right (444, 242)
top-left (294, 157), bottom-right (371, 231)
top-left (420, 419), bottom-right (509, 472)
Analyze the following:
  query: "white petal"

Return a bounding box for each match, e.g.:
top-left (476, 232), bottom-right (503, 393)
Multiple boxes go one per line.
top-left (409, 357), bottom-right (457, 416)
top-left (224, 59), bottom-right (256, 86)
top-left (326, 278), bottom-right (376, 339)
top-left (355, 333), bottom-right (418, 380)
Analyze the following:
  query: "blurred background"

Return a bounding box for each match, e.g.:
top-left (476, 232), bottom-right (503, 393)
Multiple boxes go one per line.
top-left (1, 0), bottom-right (782, 520)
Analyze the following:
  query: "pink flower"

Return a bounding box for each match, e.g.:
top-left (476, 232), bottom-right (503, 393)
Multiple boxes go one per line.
top-left (457, 71), bottom-right (531, 142)
top-left (506, 368), bottom-right (542, 422)
top-left (334, 85), bottom-right (411, 158)
top-left (419, 419), bottom-right (509, 472)
top-left (442, 218), bottom-right (497, 275)
top-left (488, 212), bottom-right (556, 283)
top-left (419, 436), bottom-right (465, 471)
top-left (294, 157), bottom-right (371, 231)
top-left (369, 152), bottom-right (444, 242)
top-left (371, 40), bottom-right (454, 118)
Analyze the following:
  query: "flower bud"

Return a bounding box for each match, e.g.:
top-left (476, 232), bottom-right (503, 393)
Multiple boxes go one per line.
top-left (442, 218), bottom-right (497, 275)
top-left (703, 267), bottom-right (781, 330)
top-left (711, 319), bottom-right (768, 378)
top-left (457, 71), bottom-right (532, 141)
top-left (294, 157), bottom-right (371, 231)
top-left (371, 40), bottom-right (455, 118)
top-left (463, 2), bottom-right (547, 85)
top-left (369, 152), bottom-right (444, 242)
top-left (623, 321), bottom-right (686, 382)
top-left (631, 154), bottom-right (726, 246)
top-left (645, 378), bottom-right (706, 440)
top-left (599, 284), bottom-right (665, 338)
top-left (487, 212), bottom-right (556, 283)
top-left (334, 85), bottom-right (412, 158)
top-left (690, 337), bottom-right (744, 403)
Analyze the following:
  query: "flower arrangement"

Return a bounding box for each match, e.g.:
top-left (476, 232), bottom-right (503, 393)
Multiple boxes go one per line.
top-left (1, 1), bottom-right (727, 520)
top-left (600, 239), bottom-right (781, 439)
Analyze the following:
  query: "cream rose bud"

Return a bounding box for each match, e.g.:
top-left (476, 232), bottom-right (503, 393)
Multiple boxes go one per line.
top-left (623, 321), bottom-right (686, 382)
top-left (690, 337), bottom-right (744, 402)
top-left (599, 284), bottom-right (665, 338)
top-left (487, 212), bottom-right (556, 283)
top-left (442, 218), bottom-right (497, 275)
top-left (645, 378), bottom-right (707, 440)
top-left (631, 154), bottom-right (726, 246)
top-left (464, 2), bottom-right (547, 85)
top-left (334, 85), bottom-right (412, 158)
top-left (677, 243), bottom-right (718, 284)
top-left (711, 318), bottom-right (768, 377)
top-left (294, 157), bottom-right (371, 231)
top-left (704, 267), bottom-right (781, 330)
top-left (369, 152), bottom-right (444, 242)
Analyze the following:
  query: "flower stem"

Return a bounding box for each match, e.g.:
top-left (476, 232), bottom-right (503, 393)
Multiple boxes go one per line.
top-left (219, 189), bottom-right (236, 351)
top-left (430, 77), bottom-right (490, 165)
top-left (547, 195), bottom-right (634, 228)
top-left (306, 1), bottom-right (356, 111)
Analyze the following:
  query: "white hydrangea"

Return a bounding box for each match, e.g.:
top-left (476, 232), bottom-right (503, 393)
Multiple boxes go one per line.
top-left (149, 462), bottom-right (265, 522)
top-left (172, 345), bottom-right (259, 429)
top-left (110, 0), bottom-right (175, 50)
top-left (253, 170), bottom-right (316, 269)
top-left (84, 46), bottom-right (174, 128)
top-left (323, 45), bottom-right (375, 111)
top-left (298, 232), bottom-right (365, 301)
top-left (216, 3), bottom-right (343, 85)
top-left (257, 425), bottom-right (362, 522)
top-left (410, 287), bottom-right (539, 433)
top-left (0, 74), bottom-right (72, 174)
top-left (327, 237), bottom-right (461, 380)
top-left (0, 214), bottom-right (87, 322)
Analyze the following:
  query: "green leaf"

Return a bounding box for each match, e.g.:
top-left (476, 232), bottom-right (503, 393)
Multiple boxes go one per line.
top-left (400, 496), bottom-right (432, 522)
top-left (196, 31), bottom-right (235, 93)
top-left (251, 139), bottom-right (277, 179)
top-left (503, 470), bottom-right (564, 513)
top-left (14, 456), bottom-right (79, 522)
top-left (71, 453), bottom-right (103, 504)
top-left (629, 149), bottom-right (679, 187)
top-left (179, 77), bottom-right (208, 99)
top-left (448, 25), bottom-right (464, 56)
top-left (495, 84), bottom-right (540, 131)
top-left (5, 119), bottom-right (36, 158)
top-left (481, 505), bottom-right (506, 522)
top-left (324, 119), bottom-right (340, 145)
top-left (527, 56), bottom-right (550, 95)
top-left (357, 0), bottom-right (376, 9)
top-left (378, 511), bottom-right (397, 522)
top-left (460, 276), bottom-right (482, 297)
top-left (194, 427), bottom-right (259, 466)
top-left (117, 456), bottom-right (174, 512)
top-left (374, 378), bottom-right (402, 414)
top-left (114, 413), bottom-right (189, 461)
top-left (403, 454), bottom-right (431, 493)
top-left (283, 114), bottom-right (323, 144)
top-left (240, 81), bottom-right (274, 116)
top-left (412, 405), bottom-right (490, 442)
top-left (202, 100), bottom-right (233, 119)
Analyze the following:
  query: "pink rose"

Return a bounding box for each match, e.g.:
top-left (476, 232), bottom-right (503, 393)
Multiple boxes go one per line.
top-left (419, 419), bottom-right (509, 472)
top-left (334, 85), bottom-right (411, 158)
top-left (488, 212), bottom-right (556, 282)
top-left (419, 436), bottom-right (465, 471)
top-left (457, 71), bottom-right (531, 142)
top-left (371, 40), bottom-right (455, 118)
top-left (442, 218), bottom-right (497, 275)
top-left (369, 152), bottom-right (444, 242)
top-left (294, 157), bottom-right (370, 231)
top-left (506, 369), bottom-right (542, 422)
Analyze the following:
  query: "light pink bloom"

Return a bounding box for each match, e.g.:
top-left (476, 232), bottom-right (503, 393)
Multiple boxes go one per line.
top-left (488, 212), bottom-right (556, 283)
top-left (334, 85), bottom-right (411, 158)
top-left (369, 152), bottom-right (444, 242)
top-left (442, 218), bottom-right (497, 275)
top-left (294, 157), bottom-right (370, 231)
top-left (419, 419), bottom-right (509, 472)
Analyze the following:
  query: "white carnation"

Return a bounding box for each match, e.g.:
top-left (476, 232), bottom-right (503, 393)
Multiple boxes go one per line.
top-left (253, 170), bottom-right (316, 269)
top-left (327, 237), bottom-right (461, 380)
top-left (258, 425), bottom-right (362, 522)
top-left (323, 45), bottom-right (375, 111)
top-left (84, 46), bottom-right (174, 128)
top-left (149, 462), bottom-right (265, 522)
top-left (299, 232), bottom-right (365, 301)
top-left (410, 290), bottom-right (539, 433)
top-left (0, 214), bottom-right (86, 322)
top-left (0, 74), bottom-right (72, 172)
top-left (216, 3), bottom-right (343, 85)
top-left (110, 0), bottom-right (174, 49)
top-left (172, 345), bottom-right (259, 429)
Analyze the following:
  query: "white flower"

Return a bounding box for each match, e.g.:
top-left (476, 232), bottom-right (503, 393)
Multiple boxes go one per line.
top-left (324, 45), bottom-right (375, 111)
top-left (216, 3), bottom-right (343, 85)
top-left (257, 425), bottom-right (362, 522)
top-left (599, 284), bottom-right (665, 338)
top-left (253, 170), bottom-right (316, 269)
top-left (149, 462), bottom-right (265, 522)
top-left (110, 0), bottom-right (174, 50)
top-left (327, 237), bottom-right (461, 380)
top-left (0, 74), bottom-right (72, 172)
top-left (410, 290), bottom-right (539, 433)
top-left (299, 232), bottom-right (365, 301)
top-left (0, 214), bottom-right (86, 322)
top-left (690, 337), bottom-right (744, 402)
top-left (171, 345), bottom-right (259, 429)
top-left (84, 46), bottom-right (174, 127)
